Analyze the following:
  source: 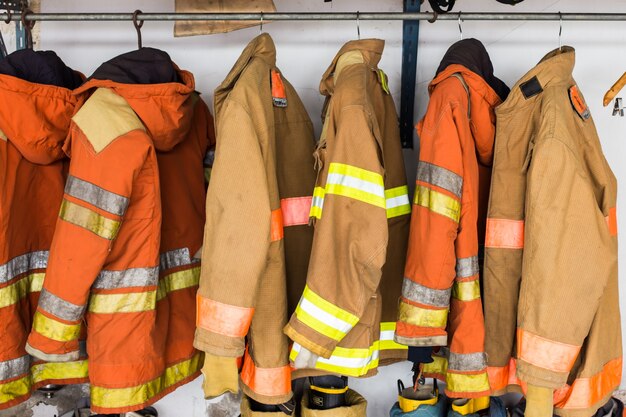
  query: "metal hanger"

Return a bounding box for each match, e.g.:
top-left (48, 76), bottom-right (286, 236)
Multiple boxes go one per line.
top-left (132, 9), bottom-right (143, 49)
top-left (558, 11), bottom-right (563, 51)
top-left (0, 7), bottom-right (11, 58)
top-left (259, 11), bottom-right (264, 33)
top-left (356, 10), bottom-right (360, 40)
top-left (20, 7), bottom-right (33, 49)
top-left (458, 11), bottom-right (463, 40)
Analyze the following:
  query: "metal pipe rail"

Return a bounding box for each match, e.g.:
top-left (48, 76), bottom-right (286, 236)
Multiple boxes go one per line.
top-left (2, 12), bottom-right (626, 22)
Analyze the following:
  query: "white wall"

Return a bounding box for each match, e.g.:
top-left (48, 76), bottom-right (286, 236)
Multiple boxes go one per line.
top-left (36, 0), bottom-right (626, 416)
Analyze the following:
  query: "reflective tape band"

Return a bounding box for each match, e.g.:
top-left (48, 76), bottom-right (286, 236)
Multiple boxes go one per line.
top-left (556, 357), bottom-right (622, 410)
top-left (517, 328), bottom-right (580, 373)
top-left (0, 355), bottom-right (30, 381)
top-left (385, 186), bottom-right (411, 218)
top-left (291, 342), bottom-right (380, 377)
top-left (90, 353), bottom-right (202, 410)
top-left (88, 291), bottom-right (156, 314)
top-left (196, 295), bottom-right (254, 338)
top-left (156, 266), bottom-right (200, 301)
top-left (160, 248), bottom-right (199, 271)
top-left (456, 256), bottom-right (479, 278)
top-left (397, 300), bottom-right (448, 328)
top-left (416, 161), bottom-right (463, 199)
top-left (38, 288), bottom-right (86, 322)
top-left (93, 267), bottom-right (159, 290)
top-left (452, 280), bottom-right (481, 302)
top-left (414, 184), bottom-right (461, 223)
top-left (448, 352), bottom-right (487, 372)
top-left (606, 207), bottom-right (618, 236)
top-left (0, 272), bottom-right (44, 309)
top-left (240, 353), bottom-right (291, 398)
top-left (59, 199), bottom-right (121, 240)
top-left (32, 311), bottom-right (81, 342)
top-left (485, 218), bottom-right (524, 249)
top-left (486, 359), bottom-right (518, 393)
top-left (423, 355), bottom-right (448, 376)
top-left (31, 359), bottom-right (89, 385)
top-left (402, 278), bottom-right (451, 308)
top-left (270, 208), bottom-right (284, 242)
top-left (379, 322), bottom-right (408, 351)
top-left (326, 163), bottom-right (385, 208)
top-left (0, 375), bottom-right (30, 405)
top-left (310, 187), bottom-right (325, 219)
top-left (65, 175), bottom-right (129, 216)
top-left (281, 197), bottom-right (312, 227)
top-left (446, 371), bottom-right (491, 395)
top-left (294, 285), bottom-right (358, 341)
top-left (0, 250), bottom-right (48, 285)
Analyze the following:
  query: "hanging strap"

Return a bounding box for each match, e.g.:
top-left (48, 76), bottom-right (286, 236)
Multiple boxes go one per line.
top-left (451, 73), bottom-right (471, 119)
top-left (428, 0), bottom-right (456, 14)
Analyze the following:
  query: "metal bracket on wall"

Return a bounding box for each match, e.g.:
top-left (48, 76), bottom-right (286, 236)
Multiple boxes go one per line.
top-left (0, 0), bottom-right (28, 51)
top-left (400, 0), bottom-right (421, 148)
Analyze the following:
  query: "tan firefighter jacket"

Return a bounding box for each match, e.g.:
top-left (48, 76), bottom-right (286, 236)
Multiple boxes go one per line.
top-left (284, 39), bottom-right (410, 378)
top-left (194, 33), bottom-right (316, 405)
top-left (483, 47), bottom-right (621, 417)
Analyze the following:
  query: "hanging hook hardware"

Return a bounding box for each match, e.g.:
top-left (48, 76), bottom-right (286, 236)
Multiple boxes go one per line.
top-left (558, 11), bottom-right (563, 51)
top-left (4, 7), bottom-right (12, 24)
top-left (20, 7), bottom-right (34, 49)
top-left (428, 11), bottom-right (438, 23)
top-left (356, 11), bottom-right (360, 40)
top-left (260, 11), bottom-right (264, 33)
top-left (132, 9), bottom-right (144, 49)
top-left (458, 11), bottom-right (463, 40)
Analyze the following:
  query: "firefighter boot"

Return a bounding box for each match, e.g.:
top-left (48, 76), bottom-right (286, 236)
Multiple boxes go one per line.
top-left (390, 379), bottom-right (446, 417)
top-left (302, 388), bottom-right (367, 417)
top-left (447, 396), bottom-right (506, 417)
top-left (591, 398), bottom-right (624, 417)
top-left (240, 395), bottom-right (295, 416)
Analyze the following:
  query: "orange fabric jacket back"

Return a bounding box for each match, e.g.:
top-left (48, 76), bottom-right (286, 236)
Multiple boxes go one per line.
top-left (0, 50), bottom-right (88, 410)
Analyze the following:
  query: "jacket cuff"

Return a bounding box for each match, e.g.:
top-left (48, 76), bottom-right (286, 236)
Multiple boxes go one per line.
top-left (283, 322), bottom-right (335, 359)
top-left (193, 328), bottom-right (245, 358)
top-left (394, 321), bottom-right (448, 347)
top-left (25, 343), bottom-right (80, 363)
top-left (516, 359), bottom-right (569, 389)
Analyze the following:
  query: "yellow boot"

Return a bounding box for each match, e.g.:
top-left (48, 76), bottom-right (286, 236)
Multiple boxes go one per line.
top-left (301, 388), bottom-right (367, 417)
top-left (241, 395), bottom-right (294, 416)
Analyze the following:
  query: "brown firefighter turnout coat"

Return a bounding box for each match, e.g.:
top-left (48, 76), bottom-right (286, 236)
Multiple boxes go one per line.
top-left (284, 39), bottom-right (411, 378)
top-left (483, 47), bottom-right (621, 417)
top-left (194, 33), bottom-right (316, 405)
top-left (0, 50), bottom-right (88, 409)
top-left (26, 48), bottom-right (213, 414)
top-left (395, 39), bottom-right (508, 399)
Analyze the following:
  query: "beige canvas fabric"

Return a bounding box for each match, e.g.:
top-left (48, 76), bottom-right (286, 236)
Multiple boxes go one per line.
top-left (483, 47), bottom-right (621, 417)
top-left (301, 390), bottom-right (367, 417)
top-left (174, 0), bottom-right (276, 37)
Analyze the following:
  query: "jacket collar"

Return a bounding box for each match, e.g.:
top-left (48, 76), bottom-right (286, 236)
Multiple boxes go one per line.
top-left (498, 47), bottom-right (575, 113)
top-left (320, 39), bottom-right (384, 96)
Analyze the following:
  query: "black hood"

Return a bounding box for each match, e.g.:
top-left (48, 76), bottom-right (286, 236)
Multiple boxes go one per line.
top-left (89, 47), bottom-right (180, 85)
top-left (0, 49), bottom-right (82, 89)
top-left (436, 38), bottom-right (510, 101)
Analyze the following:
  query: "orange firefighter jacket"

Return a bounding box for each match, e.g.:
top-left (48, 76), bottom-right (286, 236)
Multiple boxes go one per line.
top-left (194, 33), bottom-right (316, 405)
top-left (395, 39), bottom-right (508, 399)
top-left (0, 49), bottom-right (88, 410)
top-left (483, 47), bottom-right (621, 417)
top-left (26, 48), bottom-right (212, 414)
top-left (283, 39), bottom-right (411, 378)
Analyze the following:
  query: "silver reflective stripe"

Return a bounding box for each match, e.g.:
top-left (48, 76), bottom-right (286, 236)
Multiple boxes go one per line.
top-left (38, 288), bottom-right (86, 322)
top-left (416, 162), bottom-right (463, 199)
top-left (65, 175), bottom-right (129, 216)
top-left (160, 248), bottom-right (199, 271)
top-left (448, 352), bottom-right (487, 372)
top-left (0, 251), bottom-right (48, 285)
top-left (456, 256), bottom-right (479, 278)
top-left (0, 355), bottom-right (30, 380)
top-left (402, 278), bottom-right (451, 308)
top-left (93, 267), bottom-right (159, 290)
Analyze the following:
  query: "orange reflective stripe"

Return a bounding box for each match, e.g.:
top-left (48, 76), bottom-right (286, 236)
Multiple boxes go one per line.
top-left (271, 70), bottom-right (287, 108)
top-left (281, 197), bottom-right (312, 227)
top-left (487, 358), bottom-right (522, 392)
top-left (554, 357), bottom-right (622, 410)
top-left (485, 218), bottom-right (524, 249)
top-left (606, 207), bottom-right (617, 236)
top-left (270, 209), bottom-right (284, 242)
top-left (240, 352), bottom-right (291, 398)
top-left (196, 295), bottom-right (254, 338)
top-left (517, 328), bottom-right (580, 373)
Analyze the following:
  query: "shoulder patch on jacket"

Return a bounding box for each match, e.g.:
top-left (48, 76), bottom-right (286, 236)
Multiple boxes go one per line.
top-left (569, 85), bottom-right (591, 120)
top-left (520, 76), bottom-right (543, 99)
top-left (270, 70), bottom-right (287, 108)
top-left (0, 129), bottom-right (6, 142)
top-left (73, 88), bottom-right (145, 154)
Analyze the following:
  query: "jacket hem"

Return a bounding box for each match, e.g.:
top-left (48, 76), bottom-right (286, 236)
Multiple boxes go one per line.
top-left (444, 388), bottom-right (491, 400)
top-left (394, 335), bottom-right (448, 347)
top-left (25, 343), bottom-right (80, 362)
top-left (241, 381), bottom-right (293, 406)
top-left (516, 359), bottom-right (568, 389)
top-left (554, 392), bottom-right (615, 417)
top-left (283, 325), bottom-right (334, 359)
top-left (193, 340), bottom-right (245, 358)
top-left (0, 392), bottom-right (32, 410)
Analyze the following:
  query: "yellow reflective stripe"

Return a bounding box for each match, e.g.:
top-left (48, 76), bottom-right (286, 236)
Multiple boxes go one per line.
top-left (446, 371), bottom-right (490, 394)
top-left (398, 301), bottom-right (448, 328)
top-left (59, 199), bottom-right (121, 240)
top-left (379, 322), bottom-right (408, 351)
top-left (0, 273), bottom-right (44, 309)
top-left (91, 352), bottom-right (202, 409)
top-left (32, 311), bottom-right (81, 342)
top-left (31, 360), bottom-right (89, 384)
top-left (452, 280), bottom-right (481, 301)
top-left (326, 163), bottom-right (385, 208)
top-left (156, 266), bottom-right (200, 302)
top-left (0, 375), bottom-right (30, 405)
top-left (385, 186), bottom-right (411, 218)
top-left (88, 291), bottom-right (156, 314)
top-left (423, 355), bottom-right (448, 375)
top-left (302, 285), bottom-right (359, 327)
top-left (310, 186), bottom-right (325, 219)
top-left (291, 342), bottom-right (380, 377)
top-left (294, 307), bottom-right (347, 342)
top-left (414, 184), bottom-right (461, 223)
top-left (310, 385), bottom-right (349, 395)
